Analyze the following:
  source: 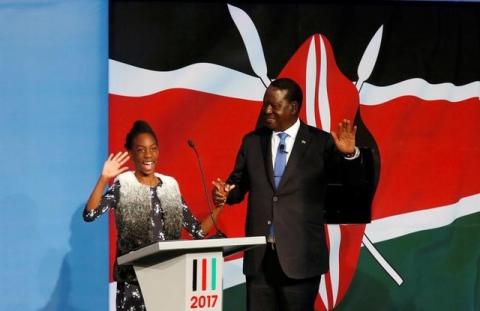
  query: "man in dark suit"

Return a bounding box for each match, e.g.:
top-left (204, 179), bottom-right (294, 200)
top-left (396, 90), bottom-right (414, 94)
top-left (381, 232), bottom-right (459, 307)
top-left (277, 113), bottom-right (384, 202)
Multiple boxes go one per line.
top-left (213, 78), bottom-right (362, 311)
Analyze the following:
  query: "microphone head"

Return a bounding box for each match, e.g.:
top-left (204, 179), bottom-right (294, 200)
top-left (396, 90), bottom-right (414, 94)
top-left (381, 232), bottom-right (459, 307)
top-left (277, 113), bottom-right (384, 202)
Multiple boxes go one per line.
top-left (187, 139), bottom-right (195, 148)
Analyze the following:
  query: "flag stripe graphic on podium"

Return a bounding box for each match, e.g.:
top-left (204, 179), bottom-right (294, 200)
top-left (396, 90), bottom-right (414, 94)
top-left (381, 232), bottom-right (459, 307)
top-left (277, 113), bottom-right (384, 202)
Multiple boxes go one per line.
top-left (192, 257), bottom-right (219, 292)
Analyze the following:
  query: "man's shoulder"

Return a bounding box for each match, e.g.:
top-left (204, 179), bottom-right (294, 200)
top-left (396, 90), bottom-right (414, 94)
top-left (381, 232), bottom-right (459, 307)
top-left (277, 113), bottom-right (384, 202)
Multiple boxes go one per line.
top-left (302, 122), bottom-right (332, 140)
top-left (243, 126), bottom-right (271, 140)
top-left (240, 123), bottom-right (332, 141)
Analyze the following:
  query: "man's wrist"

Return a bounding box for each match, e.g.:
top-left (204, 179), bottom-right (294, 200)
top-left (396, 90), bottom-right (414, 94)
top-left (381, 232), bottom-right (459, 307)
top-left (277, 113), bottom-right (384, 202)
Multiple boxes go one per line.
top-left (344, 146), bottom-right (360, 160)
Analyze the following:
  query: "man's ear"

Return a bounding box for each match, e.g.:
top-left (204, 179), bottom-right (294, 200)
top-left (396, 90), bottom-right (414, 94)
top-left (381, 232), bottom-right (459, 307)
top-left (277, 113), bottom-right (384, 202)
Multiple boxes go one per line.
top-left (290, 101), bottom-right (299, 114)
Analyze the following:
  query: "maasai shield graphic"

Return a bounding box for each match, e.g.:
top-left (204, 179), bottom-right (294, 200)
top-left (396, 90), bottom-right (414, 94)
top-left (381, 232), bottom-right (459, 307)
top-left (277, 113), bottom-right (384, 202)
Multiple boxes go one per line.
top-left (275, 33), bottom-right (366, 310)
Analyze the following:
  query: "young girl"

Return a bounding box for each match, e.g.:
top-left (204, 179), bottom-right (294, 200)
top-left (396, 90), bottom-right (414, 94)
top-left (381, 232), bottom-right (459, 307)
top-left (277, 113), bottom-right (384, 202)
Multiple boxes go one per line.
top-left (83, 120), bottom-right (223, 310)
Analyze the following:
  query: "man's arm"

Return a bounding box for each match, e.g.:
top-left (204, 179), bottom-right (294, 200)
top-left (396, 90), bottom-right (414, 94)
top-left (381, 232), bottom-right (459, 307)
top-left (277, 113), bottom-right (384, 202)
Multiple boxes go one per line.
top-left (325, 121), bottom-right (370, 223)
top-left (327, 119), bottom-right (366, 188)
top-left (212, 138), bottom-right (250, 206)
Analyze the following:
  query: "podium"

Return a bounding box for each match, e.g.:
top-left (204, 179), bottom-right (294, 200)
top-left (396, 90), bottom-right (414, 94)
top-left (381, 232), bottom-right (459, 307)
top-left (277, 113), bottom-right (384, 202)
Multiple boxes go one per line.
top-left (117, 236), bottom-right (266, 311)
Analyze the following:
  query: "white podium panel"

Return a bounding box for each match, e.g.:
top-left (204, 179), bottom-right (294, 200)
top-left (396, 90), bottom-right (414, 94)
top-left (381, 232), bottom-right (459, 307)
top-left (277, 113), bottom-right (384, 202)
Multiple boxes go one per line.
top-left (135, 252), bottom-right (223, 311)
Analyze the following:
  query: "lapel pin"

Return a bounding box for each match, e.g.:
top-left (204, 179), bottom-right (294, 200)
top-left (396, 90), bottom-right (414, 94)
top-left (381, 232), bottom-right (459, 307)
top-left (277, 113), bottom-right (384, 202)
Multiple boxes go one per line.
top-left (301, 140), bottom-right (306, 144)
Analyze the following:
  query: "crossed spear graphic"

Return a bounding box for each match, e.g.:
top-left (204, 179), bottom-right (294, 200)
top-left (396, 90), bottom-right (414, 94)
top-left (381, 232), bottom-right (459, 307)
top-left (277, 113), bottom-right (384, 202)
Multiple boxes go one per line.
top-left (228, 4), bottom-right (404, 293)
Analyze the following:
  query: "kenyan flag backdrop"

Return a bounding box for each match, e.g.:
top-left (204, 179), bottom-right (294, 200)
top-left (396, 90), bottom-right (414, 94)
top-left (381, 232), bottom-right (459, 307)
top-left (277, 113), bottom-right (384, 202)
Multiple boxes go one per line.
top-left (108, 2), bottom-right (480, 310)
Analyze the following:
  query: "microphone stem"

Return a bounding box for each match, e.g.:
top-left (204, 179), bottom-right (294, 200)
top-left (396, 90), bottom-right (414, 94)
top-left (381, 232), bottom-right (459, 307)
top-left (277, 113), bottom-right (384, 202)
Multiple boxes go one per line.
top-left (190, 143), bottom-right (225, 238)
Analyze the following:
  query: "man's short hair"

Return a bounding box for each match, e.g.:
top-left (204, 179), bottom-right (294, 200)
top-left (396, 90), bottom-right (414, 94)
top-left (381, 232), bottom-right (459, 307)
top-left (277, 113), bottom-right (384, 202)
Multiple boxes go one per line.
top-left (269, 78), bottom-right (303, 112)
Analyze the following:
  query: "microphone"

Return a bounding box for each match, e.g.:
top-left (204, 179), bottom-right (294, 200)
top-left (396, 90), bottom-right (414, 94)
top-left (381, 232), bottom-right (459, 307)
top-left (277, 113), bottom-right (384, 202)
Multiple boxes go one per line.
top-left (187, 139), bottom-right (227, 239)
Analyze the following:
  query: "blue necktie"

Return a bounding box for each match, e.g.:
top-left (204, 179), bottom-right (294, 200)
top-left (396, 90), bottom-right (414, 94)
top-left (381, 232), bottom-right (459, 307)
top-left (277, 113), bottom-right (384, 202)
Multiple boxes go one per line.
top-left (268, 132), bottom-right (288, 245)
top-left (273, 132), bottom-right (288, 189)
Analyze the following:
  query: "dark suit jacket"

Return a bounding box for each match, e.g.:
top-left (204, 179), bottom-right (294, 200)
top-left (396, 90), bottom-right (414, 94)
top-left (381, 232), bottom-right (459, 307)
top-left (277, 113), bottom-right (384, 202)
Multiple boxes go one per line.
top-left (226, 121), bottom-right (363, 279)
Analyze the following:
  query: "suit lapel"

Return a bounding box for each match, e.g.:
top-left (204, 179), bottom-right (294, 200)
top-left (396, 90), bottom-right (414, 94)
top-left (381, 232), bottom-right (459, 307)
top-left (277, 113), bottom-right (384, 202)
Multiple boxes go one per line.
top-left (260, 129), bottom-right (275, 189)
top-left (277, 122), bottom-right (311, 190)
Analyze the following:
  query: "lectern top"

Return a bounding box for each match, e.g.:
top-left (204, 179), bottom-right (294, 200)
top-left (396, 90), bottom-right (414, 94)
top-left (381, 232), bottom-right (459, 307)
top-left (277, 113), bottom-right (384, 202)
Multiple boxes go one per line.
top-left (117, 236), bottom-right (266, 265)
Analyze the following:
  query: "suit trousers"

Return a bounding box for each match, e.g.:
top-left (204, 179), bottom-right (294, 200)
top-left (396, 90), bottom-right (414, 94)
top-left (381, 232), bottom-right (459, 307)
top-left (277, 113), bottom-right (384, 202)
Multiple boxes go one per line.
top-left (246, 244), bottom-right (321, 311)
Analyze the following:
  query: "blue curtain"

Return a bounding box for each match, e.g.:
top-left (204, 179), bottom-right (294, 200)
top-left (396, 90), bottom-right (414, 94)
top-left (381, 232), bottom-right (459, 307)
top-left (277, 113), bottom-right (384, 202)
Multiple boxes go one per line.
top-left (0, 1), bottom-right (108, 310)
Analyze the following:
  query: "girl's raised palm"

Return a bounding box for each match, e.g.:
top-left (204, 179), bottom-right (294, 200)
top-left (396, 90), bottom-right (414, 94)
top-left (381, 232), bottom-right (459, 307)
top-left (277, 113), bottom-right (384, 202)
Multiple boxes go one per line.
top-left (102, 152), bottom-right (130, 179)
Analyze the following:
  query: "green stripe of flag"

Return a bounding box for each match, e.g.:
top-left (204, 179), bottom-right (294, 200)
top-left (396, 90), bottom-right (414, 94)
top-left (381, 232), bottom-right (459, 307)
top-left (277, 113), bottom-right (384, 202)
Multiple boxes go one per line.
top-left (337, 212), bottom-right (480, 311)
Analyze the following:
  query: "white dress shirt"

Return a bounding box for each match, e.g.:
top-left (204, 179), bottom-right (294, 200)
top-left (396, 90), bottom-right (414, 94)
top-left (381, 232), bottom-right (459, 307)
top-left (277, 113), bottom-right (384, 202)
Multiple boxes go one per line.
top-left (271, 118), bottom-right (301, 167)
